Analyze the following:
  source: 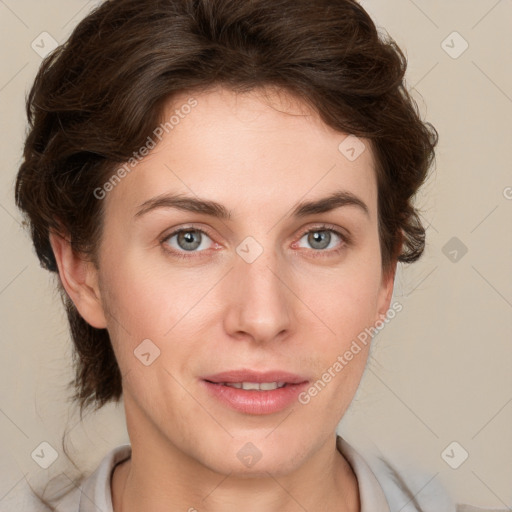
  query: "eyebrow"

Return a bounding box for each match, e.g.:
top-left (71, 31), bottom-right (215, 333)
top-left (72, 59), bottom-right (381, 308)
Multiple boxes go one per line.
top-left (134, 190), bottom-right (369, 220)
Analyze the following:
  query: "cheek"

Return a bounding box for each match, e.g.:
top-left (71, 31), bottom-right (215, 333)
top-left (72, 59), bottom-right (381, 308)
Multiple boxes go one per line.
top-left (96, 257), bottom-right (168, 364)
top-left (313, 264), bottom-right (382, 340)
top-left (299, 259), bottom-right (382, 404)
top-left (97, 253), bottom-right (215, 369)
top-left (302, 270), bottom-right (380, 405)
top-left (100, 249), bottom-right (181, 324)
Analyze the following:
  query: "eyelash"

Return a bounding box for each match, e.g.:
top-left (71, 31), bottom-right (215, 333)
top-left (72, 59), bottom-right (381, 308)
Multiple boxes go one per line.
top-left (160, 224), bottom-right (350, 261)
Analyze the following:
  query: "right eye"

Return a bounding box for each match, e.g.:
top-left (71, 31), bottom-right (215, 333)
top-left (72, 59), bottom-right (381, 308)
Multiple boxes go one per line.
top-left (161, 227), bottom-right (216, 259)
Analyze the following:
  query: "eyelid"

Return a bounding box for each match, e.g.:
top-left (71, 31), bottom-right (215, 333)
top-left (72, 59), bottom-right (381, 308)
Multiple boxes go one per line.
top-left (296, 222), bottom-right (351, 244)
top-left (159, 223), bottom-right (219, 254)
top-left (291, 223), bottom-right (351, 259)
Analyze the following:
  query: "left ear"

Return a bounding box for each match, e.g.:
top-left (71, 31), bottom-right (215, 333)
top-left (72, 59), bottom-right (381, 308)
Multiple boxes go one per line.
top-left (375, 261), bottom-right (397, 322)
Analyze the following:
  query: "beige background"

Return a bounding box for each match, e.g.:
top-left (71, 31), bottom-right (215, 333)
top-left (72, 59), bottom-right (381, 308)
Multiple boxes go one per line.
top-left (0, 0), bottom-right (511, 509)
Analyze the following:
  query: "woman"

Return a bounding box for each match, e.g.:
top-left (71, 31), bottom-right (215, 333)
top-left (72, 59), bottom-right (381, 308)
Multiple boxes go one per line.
top-left (15, 0), bottom-right (478, 510)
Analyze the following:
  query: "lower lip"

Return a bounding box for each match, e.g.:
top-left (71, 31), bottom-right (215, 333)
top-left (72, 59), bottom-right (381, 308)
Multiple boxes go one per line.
top-left (202, 381), bottom-right (309, 415)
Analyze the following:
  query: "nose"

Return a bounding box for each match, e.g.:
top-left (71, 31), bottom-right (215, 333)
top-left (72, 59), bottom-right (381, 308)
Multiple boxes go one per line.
top-left (222, 243), bottom-right (295, 345)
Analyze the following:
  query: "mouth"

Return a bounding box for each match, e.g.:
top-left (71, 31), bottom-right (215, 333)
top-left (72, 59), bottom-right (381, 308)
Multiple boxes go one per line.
top-left (201, 370), bottom-right (310, 415)
top-left (205, 381), bottom-right (289, 390)
top-left (202, 369), bottom-right (309, 385)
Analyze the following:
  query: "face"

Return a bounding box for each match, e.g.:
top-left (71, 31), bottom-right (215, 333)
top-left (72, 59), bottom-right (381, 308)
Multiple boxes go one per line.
top-left (87, 86), bottom-right (394, 476)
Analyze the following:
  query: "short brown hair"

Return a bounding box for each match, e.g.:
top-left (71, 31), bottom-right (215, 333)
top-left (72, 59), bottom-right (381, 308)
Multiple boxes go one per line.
top-left (15, 0), bottom-right (438, 418)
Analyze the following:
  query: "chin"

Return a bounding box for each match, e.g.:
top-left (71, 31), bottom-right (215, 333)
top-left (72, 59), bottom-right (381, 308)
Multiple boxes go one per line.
top-left (198, 434), bottom-right (308, 477)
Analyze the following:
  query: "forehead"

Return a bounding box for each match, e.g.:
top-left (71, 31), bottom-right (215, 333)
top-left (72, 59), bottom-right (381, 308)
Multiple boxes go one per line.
top-left (103, 86), bottom-right (378, 221)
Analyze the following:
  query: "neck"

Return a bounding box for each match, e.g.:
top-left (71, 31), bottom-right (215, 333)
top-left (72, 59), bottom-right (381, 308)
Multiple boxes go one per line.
top-left (112, 439), bottom-right (359, 512)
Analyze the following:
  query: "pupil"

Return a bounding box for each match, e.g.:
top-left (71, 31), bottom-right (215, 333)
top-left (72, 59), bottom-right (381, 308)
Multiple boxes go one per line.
top-left (310, 230), bottom-right (329, 249)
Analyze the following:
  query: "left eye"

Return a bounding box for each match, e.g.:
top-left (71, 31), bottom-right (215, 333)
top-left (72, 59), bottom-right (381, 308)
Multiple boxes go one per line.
top-left (296, 228), bottom-right (345, 252)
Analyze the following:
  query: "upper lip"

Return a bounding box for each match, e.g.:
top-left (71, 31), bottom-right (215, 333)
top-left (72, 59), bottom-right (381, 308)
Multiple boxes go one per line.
top-left (202, 370), bottom-right (309, 384)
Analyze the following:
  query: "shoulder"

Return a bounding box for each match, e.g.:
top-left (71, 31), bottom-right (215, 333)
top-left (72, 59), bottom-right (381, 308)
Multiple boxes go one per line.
top-left (53, 444), bottom-right (131, 512)
top-left (365, 448), bottom-right (455, 512)
top-left (337, 436), bottom-right (504, 512)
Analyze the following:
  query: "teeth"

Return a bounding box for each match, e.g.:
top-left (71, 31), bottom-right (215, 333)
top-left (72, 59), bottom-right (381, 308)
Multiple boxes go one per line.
top-left (222, 382), bottom-right (286, 390)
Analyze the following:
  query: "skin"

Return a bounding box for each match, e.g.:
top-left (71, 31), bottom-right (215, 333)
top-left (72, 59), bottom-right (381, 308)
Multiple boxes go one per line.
top-left (50, 85), bottom-right (396, 512)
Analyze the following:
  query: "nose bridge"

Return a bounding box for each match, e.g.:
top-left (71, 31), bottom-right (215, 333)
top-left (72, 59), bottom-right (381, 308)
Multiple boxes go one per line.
top-left (224, 235), bottom-right (293, 341)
